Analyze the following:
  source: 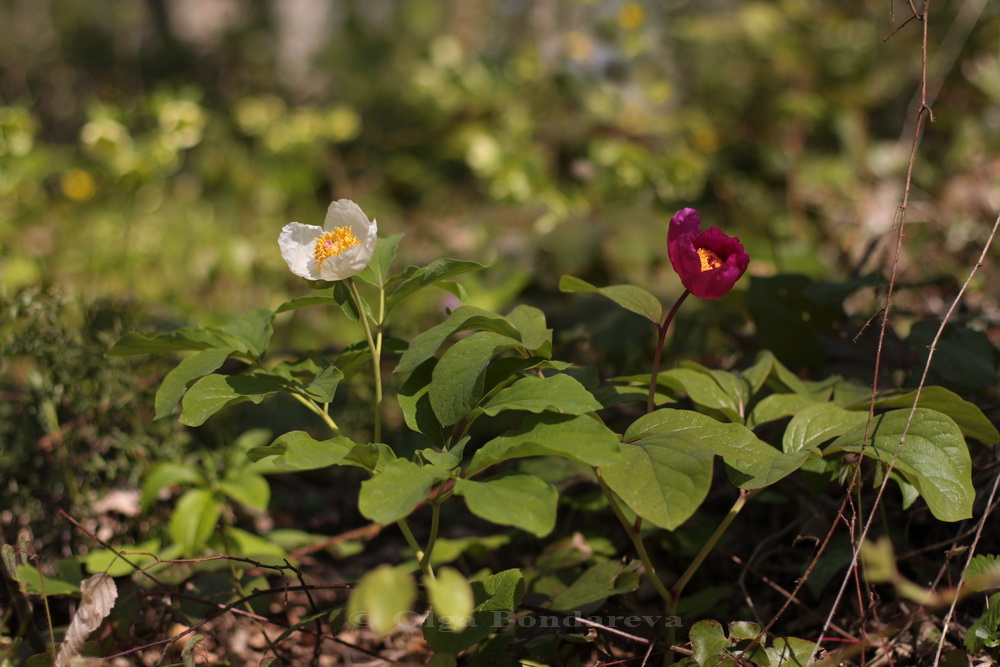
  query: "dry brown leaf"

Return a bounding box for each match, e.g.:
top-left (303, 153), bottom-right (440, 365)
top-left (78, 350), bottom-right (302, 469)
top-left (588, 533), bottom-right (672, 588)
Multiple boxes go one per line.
top-left (55, 573), bottom-right (118, 667)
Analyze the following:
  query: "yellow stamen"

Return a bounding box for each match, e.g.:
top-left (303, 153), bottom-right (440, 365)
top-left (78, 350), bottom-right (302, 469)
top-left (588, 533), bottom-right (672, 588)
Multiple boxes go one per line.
top-left (313, 226), bottom-right (361, 270)
top-left (697, 247), bottom-right (723, 272)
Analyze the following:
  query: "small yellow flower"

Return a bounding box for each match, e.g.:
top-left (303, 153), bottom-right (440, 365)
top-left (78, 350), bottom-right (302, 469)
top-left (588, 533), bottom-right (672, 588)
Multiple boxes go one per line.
top-left (279, 199), bottom-right (377, 281)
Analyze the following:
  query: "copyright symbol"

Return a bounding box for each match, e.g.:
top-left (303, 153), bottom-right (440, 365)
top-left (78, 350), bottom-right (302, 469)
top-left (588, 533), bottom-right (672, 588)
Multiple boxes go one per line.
top-left (349, 611), bottom-right (375, 627)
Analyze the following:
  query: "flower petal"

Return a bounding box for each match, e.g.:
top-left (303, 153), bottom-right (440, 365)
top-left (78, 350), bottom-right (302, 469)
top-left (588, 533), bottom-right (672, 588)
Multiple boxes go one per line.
top-left (666, 207), bottom-right (750, 299)
top-left (325, 199), bottom-right (371, 237)
top-left (279, 222), bottom-right (325, 280)
top-left (316, 199), bottom-right (377, 280)
top-left (667, 208), bottom-right (702, 246)
top-left (279, 200), bottom-right (379, 282)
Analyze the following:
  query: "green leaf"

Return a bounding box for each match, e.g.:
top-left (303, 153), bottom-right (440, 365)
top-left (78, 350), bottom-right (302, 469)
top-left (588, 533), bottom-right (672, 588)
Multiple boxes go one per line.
top-left (220, 472), bottom-right (270, 511)
top-left (453, 473), bottom-right (558, 537)
top-left (429, 331), bottom-right (524, 426)
top-left (298, 365), bottom-right (343, 403)
top-left (480, 374), bottom-right (602, 417)
top-left (386, 258), bottom-right (488, 313)
top-left (221, 308), bottom-right (274, 360)
top-left (109, 327), bottom-right (238, 356)
top-left (550, 560), bottom-right (641, 612)
top-left (398, 359), bottom-right (449, 447)
top-left (222, 526), bottom-right (285, 560)
top-left (659, 368), bottom-right (743, 422)
top-left (155, 347), bottom-right (234, 419)
top-left (767, 355), bottom-right (818, 398)
top-left (559, 275), bottom-right (662, 324)
top-left (169, 488), bottom-right (222, 556)
top-left (829, 409), bottom-right (974, 522)
top-left (782, 403), bottom-right (869, 453)
top-left (425, 568), bottom-right (475, 631)
top-left (83, 539), bottom-right (161, 577)
top-left (966, 555), bottom-right (1000, 593)
top-left (600, 419), bottom-right (715, 531)
top-left (746, 393), bottom-right (816, 429)
top-left (15, 564), bottom-right (81, 596)
top-left (348, 565), bottom-right (417, 637)
top-left (275, 287), bottom-right (341, 313)
top-left (627, 409), bottom-right (776, 468)
top-left (740, 351), bottom-right (776, 397)
top-left (680, 361), bottom-right (753, 421)
top-left (355, 233), bottom-right (403, 288)
top-left (469, 413), bottom-right (620, 475)
top-left (276, 282), bottom-right (366, 321)
top-left (396, 306), bottom-right (521, 374)
top-left (141, 463), bottom-right (204, 512)
top-left (424, 569), bottom-right (525, 654)
top-left (853, 386), bottom-right (1000, 445)
top-left (689, 619), bottom-right (734, 666)
top-left (504, 304), bottom-right (551, 351)
top-left (766, 636), bottom-right (817, 666)
top-left (179, 373), bottom-right (286, 426)
top-left (247, 431), bottom-right (390, 473)
top-left (726, 450), bottom-right (811, 491)
top-left (358, 459), bottom-right (448, 524)
top-left (966, 592), bottom-right (1000, 653)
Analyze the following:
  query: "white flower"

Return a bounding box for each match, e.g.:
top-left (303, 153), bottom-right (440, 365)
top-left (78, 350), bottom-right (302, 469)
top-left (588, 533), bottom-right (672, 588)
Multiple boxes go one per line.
top-left (278, 199), bottom-right (378, 281)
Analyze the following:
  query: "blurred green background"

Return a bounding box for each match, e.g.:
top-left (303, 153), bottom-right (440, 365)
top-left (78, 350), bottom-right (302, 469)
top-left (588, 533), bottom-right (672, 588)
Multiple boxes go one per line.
top-left (2, 0), bottom-right (1000, 550)
top-left (3, 0), bottom-right (999, 317)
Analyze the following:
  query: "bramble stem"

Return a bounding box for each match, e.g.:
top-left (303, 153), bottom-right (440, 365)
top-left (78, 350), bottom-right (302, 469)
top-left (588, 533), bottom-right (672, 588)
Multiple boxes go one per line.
top-left (347, 278), bottom-right (383, 443)
top-left (647, 290), bottom-right (691, 413)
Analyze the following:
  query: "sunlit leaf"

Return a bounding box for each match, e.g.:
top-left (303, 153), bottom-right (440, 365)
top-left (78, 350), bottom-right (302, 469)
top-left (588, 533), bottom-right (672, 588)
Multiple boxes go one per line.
top-left (480, 374), bottom-right (602, 417)
top-left (454, 473), bottom-right (557, 537)
top-left (169, 488), bottom-right (222, 556)
top-left (469, 413), bottom-right (620, 475)
top-left (829, 408), bottom-right (973, 522)
top-left (348, 565), bottom-right (417, 636)
top-left (429, 331), bottom-right (523, 426)
top-left (559, 275), bottom-right (662, 324)
top-left (358, 459), bottom-right (448, 524)
top-left (155, 347), bottom-right (234, 419)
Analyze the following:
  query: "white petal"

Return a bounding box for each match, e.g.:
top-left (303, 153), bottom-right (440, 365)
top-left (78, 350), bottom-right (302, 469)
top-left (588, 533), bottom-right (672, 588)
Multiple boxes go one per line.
top-left (278, 222), bottom-right (324, 280)
top-left (317, 217), bottom-right (378, 280)
top-left (315, 200), bottom-right (378, 281)
top-left (324, 199), bottom-right (371, 238)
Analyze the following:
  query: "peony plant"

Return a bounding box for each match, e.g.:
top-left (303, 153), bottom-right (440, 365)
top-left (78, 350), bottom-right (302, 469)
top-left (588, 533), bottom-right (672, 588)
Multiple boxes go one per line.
top-left (107, 199), bottom-right (983, 665)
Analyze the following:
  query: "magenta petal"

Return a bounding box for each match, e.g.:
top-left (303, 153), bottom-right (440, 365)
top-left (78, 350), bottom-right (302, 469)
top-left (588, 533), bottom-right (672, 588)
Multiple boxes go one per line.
top-left (666, 208), bottom-right (750, 299)
top-left (668, 208), bottom-right (702, 245)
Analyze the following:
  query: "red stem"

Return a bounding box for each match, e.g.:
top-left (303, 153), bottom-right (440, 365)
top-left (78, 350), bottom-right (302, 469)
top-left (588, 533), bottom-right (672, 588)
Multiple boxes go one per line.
top-left (646, 289), bottom-right (691, 413)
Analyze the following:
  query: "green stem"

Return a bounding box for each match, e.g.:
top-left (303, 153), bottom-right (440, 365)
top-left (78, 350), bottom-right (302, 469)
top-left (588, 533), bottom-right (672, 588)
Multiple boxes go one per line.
top-left (647, 290), bottom-right (691, 413)
top-left (398, 518), bottom-right (434, 579)
top-left (419, 495), bottom-right (444, 576)
top-left (347, 278), bottom-right (382, 442)
top-left (596, 471), bottom-right (673, 606)
top-left (666, 488), bottom-right (759, 651)
top-left (289, 392), bottom-right (340, 435)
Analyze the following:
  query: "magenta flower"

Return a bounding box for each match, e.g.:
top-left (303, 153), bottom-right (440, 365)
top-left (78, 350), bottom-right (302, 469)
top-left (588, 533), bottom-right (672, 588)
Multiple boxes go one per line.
top-left (667, 208), bottom-right (750, 300)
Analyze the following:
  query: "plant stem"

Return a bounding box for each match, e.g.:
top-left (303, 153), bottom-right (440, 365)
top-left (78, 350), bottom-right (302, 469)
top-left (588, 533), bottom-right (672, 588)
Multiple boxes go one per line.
top-left (596, 471), bottom-right (673, 606)
top-left (665, 487), bottom-right (759, 651)
top-left (347, 278), bottom-right (383, 442)
top-left (647, 290), bottom-right (691, 413)
top-left (289, 392), bottom-right (340, 435)
top-left (398, 518), bottom-right (434, 579)
top-left (419, 495), bottom-right (443, 575)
